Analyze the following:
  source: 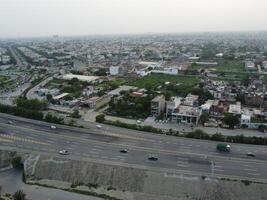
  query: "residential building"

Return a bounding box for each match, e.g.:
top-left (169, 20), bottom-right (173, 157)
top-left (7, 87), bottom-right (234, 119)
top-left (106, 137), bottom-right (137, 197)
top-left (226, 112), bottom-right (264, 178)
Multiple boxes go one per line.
top-left (183, 94), bottom-right (199, 107)
top-left (166, 97), bottom-right (181, 119)
top-left (171, 105), bottom-right (201, 125)
top-left (109, 66), bottom-right (121, 75)
top-left (228, 102), bottom-right (242, 115)
top-left (151, 95), bottom-right (165, 117)
top-left (245, 61), bottom-right (256, 71)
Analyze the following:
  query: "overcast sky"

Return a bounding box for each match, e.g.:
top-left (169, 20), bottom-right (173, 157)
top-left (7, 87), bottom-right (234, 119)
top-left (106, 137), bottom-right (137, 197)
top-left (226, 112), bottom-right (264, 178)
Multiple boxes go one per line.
top-left (0, 0), bottom-right (267, 38)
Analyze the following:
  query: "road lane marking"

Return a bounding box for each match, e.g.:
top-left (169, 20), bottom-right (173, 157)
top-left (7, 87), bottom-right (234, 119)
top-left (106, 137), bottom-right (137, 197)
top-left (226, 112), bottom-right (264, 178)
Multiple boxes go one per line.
top-left (0, 137), bottom-right (13, 143)
top-left (244, 168), bottom-right (258, 172)
top-left (0, 134), bottom-right (49, 145)
top-left (247, 173), bottom-right (260, 176)
top-left (2, 122), bottom-right (267, 167)
top-left (89, 151), bottom-right (99, 154)
top-left (176, 164), bottom-right (188, 168)
top-left (213, 168), bottom-right (225, 172)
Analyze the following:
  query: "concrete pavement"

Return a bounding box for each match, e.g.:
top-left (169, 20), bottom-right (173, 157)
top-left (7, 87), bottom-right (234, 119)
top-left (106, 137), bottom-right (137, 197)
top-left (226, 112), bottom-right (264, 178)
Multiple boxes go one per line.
top-left (0, 113), bottom-right (267, 183)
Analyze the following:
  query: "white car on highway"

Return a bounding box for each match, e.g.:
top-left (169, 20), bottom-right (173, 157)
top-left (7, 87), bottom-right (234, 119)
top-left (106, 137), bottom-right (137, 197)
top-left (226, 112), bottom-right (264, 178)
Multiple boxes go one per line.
top-left (59, 150), bottom-right (69, 155)
top-left (96, 124), bottom-right (102, 129)
top-left (50, 125), bottom-right (57, 129)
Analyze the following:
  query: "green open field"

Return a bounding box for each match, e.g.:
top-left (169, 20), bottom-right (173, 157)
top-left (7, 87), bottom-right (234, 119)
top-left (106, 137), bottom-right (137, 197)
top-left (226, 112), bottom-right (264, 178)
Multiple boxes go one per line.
top-left (130, 74), bottom-right (200, 89)
top-left (0, 76), bottom-right (8, 82)
top-left (190, 61), bottom-right (245, 73)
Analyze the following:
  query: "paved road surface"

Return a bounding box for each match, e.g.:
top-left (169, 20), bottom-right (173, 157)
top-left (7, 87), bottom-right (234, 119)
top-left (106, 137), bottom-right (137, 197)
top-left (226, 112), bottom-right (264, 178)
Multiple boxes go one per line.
top-left (0, 113), bottom-right (267, 183)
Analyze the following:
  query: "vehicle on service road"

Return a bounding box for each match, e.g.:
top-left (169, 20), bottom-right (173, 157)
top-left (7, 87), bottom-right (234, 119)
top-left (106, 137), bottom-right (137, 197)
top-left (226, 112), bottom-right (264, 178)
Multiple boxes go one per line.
top-left (148, 155), bottom-right (158, 161)
top-left (120, 149), bottom-right (128, 153)
top-left (246, 152), bottom-right (255, 157)
top-left (59, 150), bottom-right (69, 155)
top-left (50, 125), bottom-right (57, 129)
top-left (96, 124), bottom-right (102, 129)
top-left (216, 144), bottom-right (231, 152)
top-left (7, 120), bottom-right (13, 124)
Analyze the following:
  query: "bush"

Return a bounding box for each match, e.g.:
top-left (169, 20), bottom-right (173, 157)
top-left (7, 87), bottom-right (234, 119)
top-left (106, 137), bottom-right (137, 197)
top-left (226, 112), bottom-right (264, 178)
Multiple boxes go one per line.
top-left (13, 190), bottom-right (26, 200)
top-left (16, 98), bottom-right (47, 111)
top-left (96, 114), bottom-right (105, 123)
top-left (11, 156), bottom-right (23, 168)
top-left (223, 113), bottom-right (239, 129)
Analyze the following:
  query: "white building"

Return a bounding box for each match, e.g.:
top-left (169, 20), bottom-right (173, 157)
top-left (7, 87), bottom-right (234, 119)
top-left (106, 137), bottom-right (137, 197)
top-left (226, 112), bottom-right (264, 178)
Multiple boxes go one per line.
top-left (241, 114), bottom-right (251, 125)
top-left (61, 74), bottom-right (99, 82)
top-left (151, 67), bottom-right (178, 75)
top-left (245, 61), bottom-right (256, 71)
top-left (2, 55), bottom-right (10, 64)
top-left (166, 97), bottom-right (182, 119)
top-left (109, 66), bottom-right (121, 76)
top-left (171, 105), bottom-right (201, 125)
top-left (228, 102), bottom-right (241, 115)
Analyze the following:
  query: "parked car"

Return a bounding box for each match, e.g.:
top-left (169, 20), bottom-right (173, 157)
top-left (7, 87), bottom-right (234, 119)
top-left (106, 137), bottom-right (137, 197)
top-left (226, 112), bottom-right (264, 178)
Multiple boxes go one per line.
top-left (96, 124), bottom-right (102, 129)
top-left (120, 149), bottom-right (128, 153)
top-left (246, 152), bottom-right (255, 157)
top-left (148, 155), bottom-right (158, 161)
top-left (50, 125), bottom-right (57, 129)
top-left (59, 150), bottom-right (69, 155)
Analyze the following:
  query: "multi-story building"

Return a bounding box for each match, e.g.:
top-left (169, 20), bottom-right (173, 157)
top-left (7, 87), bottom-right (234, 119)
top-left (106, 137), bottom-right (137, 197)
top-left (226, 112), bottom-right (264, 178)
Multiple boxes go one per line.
top-left (171, 105), bottom-right (201, 125)
top-left (165, 97), bottom-right (181, 119)
top-left (151, 95), bottom-right (165, 117)
top-left (109, 66), bottom-right (121, 75)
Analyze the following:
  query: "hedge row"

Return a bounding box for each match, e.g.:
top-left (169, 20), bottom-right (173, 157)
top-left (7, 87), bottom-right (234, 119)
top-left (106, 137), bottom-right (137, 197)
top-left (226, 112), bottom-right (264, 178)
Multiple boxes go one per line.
top-left (99, 117), bottom-right (267, 146)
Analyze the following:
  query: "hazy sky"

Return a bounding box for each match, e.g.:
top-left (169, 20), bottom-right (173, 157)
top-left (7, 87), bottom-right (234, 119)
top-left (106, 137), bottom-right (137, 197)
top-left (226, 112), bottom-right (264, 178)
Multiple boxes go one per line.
top-left (1, 0), bottom-right (267, 38)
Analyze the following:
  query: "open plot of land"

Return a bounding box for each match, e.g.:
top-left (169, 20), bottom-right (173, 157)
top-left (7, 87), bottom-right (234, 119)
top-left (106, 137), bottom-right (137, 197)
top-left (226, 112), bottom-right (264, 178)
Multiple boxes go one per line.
top-left (45, 78), bottom-right (89, 98)
top-left (0, 76), bottom-right (8, 83)
top-left (190, 61), bottom-right (245, 73)
top-left (130, 74), bottom-right (200, 89)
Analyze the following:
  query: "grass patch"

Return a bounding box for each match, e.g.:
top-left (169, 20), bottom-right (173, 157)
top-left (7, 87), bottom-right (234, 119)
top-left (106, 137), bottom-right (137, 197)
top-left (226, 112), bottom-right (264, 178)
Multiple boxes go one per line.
top-left (190, 61), bottom-right (244, 73)
top-left (130, 74), bottom-right (200, 90)
top-left (0, 75), bottom-right (8, 82)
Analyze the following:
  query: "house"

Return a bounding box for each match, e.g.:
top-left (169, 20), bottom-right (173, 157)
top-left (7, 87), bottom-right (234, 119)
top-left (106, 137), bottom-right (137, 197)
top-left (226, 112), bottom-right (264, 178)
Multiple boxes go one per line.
top-left (171, 105), bottom-right (201, 125)
top-left (166, 97), bottom-right (182, 119)
top-left (228, 102), bottom-right (241, 115)
top-left (245, 61), bottom-right (256, 71)
top-left (183, 94), bottom-right (199, 107)
top-left (201, 100), bottom-right (214, 113)
top-left (109, 66), bottom-right (121, 75)
top-left (241, 114), bottom-right (251, 126)
top-left (151, 95), bottom-right (165, 117)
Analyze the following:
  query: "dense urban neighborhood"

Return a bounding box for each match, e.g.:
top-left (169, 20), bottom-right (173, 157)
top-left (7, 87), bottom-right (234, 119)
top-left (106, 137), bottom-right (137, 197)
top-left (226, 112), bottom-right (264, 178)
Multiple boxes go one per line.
top-left (1, 32), bottom-right (267, 200)
top-left (1, 33), bottom-right (267, 135)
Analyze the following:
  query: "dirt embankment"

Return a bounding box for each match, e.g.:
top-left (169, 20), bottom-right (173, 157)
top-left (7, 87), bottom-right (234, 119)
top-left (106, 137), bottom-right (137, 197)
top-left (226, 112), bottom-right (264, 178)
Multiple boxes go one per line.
top-left (0, 150), bottom-right (14, 168)
top-left (23, 154), bottom-right (267, 200)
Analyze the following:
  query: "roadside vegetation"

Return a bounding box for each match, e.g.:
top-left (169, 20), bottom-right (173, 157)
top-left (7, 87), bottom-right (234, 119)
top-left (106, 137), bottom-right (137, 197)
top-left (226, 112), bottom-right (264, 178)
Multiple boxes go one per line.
top-left (96, 114), bottom-right (267, 145)
top-left (129, 74), bottom-right (200, 90)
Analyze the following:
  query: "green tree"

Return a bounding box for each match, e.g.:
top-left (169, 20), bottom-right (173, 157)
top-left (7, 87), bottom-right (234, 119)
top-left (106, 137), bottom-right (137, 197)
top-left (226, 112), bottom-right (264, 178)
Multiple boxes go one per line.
top-left (71, 110), bottom-right (80, 118)
top-left (16, 98), bottom-right (47, 110)
top-left (96, 114), bottom-right (105, 123)
top-left (258, 124), bottom-right (267, 133)
top-left (11, 156), bottom-right (23, 168)
top-left (46, 94), bottom-right (53, 102)
top-left (199, 113), bottom-right (209, 125)
top-left (223, 113), bottom-right (240, 129)
top-left (13, 190), bottom-right (26, 200)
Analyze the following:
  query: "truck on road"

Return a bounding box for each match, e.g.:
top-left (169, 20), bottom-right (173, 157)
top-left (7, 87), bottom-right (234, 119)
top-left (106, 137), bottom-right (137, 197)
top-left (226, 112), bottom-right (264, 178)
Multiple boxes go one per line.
top-left (216, 144), bottom-right (231, 152)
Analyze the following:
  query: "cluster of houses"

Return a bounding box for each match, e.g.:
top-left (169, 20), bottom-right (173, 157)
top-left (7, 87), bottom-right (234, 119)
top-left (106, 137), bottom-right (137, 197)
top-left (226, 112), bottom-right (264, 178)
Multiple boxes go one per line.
top-left (151, 78), bottom-right (267, 129)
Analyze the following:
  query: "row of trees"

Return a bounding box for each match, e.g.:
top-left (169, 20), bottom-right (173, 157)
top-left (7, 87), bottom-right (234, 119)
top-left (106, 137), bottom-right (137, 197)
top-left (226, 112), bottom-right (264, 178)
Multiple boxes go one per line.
top-left (0, 103), bottom-right (63, 124)
top-left (16, 98), bottom-right (47, 111)
top-left (96, 114), bottom-right (267, 145)
top-left (108, 93), bottom-right (153, 119)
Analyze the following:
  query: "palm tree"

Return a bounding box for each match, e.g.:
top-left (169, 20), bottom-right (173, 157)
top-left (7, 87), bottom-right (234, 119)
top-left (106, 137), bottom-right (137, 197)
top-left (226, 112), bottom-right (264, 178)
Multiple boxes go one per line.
top-left (13, 190), bottom-right (26, 200)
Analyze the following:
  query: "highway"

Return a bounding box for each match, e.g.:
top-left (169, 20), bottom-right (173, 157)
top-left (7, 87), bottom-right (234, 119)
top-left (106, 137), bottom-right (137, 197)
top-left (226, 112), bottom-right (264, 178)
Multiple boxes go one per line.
top-left (0, 113), bottom-right (267, 183)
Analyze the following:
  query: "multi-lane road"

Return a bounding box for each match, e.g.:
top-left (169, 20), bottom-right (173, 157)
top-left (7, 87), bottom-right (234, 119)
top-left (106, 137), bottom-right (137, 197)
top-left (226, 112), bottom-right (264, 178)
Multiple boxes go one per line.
top-left (0, 113), bottom-right (267, 182)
